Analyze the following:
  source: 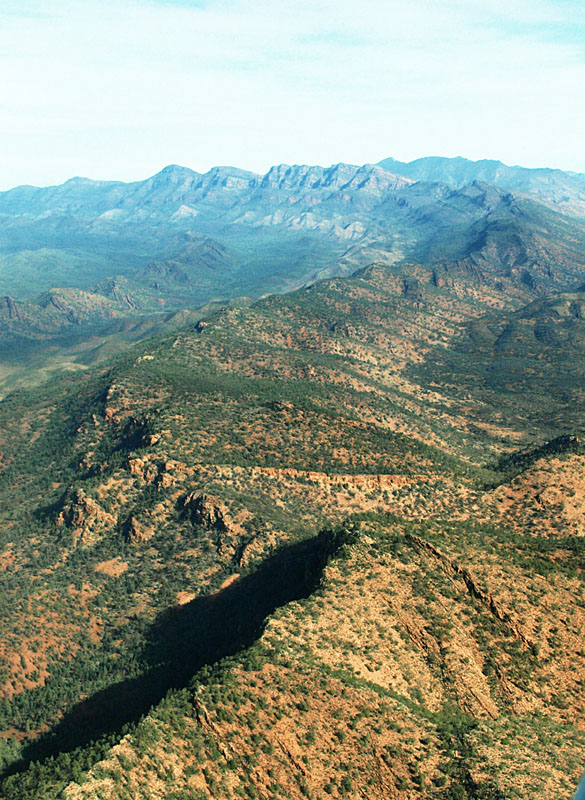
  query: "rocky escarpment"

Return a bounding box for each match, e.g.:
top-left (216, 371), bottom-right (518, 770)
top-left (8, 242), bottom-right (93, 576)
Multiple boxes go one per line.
top-left (179, 492), bottom-right (256, 563)
top-left (180, 492), bottom-right (231, 531)
top-left (0, 296), bottom-right (23, 321)
top-left (122, 515), bottom-right (154, 544)
top-left (406, 533), bottom-right (536, 650)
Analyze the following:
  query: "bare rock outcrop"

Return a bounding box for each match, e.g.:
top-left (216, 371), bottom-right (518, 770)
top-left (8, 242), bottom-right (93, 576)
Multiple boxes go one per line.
top-left (180, 492), bottom-right (245, 559)
top-left (406, 533), bottom-right (535, 650)
top-left (181, 492), bottom-right (231, 531)
top-left (56, 489), bottom-right (117, 544)
top-left (122, 515), bottom-right (154, 544)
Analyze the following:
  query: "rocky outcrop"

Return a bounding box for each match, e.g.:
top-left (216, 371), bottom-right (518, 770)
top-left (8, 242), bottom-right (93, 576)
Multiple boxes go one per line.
top-left (127, 457), bottom-right (186, 487)
top-left (127, 457), bottom-right (159, 483)
top-left (406, 534), bottom-right (535, 650)
top-left (0, 296), bottom-right (23, 320)
top-left (122, 515), bottom-right (154, 544)
top-left (56, 489), bottom-right (117, 544)
top-left (181, 492), bottom-right (230, 531)
top-left (179, 492), bottom-right (245, 560)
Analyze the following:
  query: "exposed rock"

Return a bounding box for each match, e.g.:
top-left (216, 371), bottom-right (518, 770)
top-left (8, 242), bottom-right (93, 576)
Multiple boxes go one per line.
top-left (181, 492), bottom-right (231, 531)
top-left (158, 471), bottom-right (174, 490)
top-left (127, 457), bottom-right (185, 487)
top-left (56, 489), bottom-right (117, 544)
top-left (179, 492), bottom-right (243, 559)
top-left (127, 457), bottom-right (159, 483)
top-left (176, 591), bottom-right (196, 606)
top-left (128, 457), bottom-right (147, 477)
top-left (123, 515), bottom-right (154, 544)
top-left (0, 296), bottom-right (23, 321)
top-left (406, 534), bottom-right (535, 650)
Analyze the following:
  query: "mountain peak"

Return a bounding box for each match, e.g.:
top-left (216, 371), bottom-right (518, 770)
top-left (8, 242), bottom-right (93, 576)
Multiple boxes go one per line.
top-left (63, 176), bottom-right (99, 186)
top-left (204, 166), bottom-right (259, 179)
top-left (155, 164), bottom-right (200, 180)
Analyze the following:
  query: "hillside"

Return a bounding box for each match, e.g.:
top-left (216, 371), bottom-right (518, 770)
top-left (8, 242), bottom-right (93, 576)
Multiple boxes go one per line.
top-left (414, 289), bottom-right (585, 442)
top-left (0, 259), bottom-right (585, 798)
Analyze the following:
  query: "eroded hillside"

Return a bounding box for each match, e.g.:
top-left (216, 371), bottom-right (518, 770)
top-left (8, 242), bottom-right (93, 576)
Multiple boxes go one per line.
top-left (0, 263), bottom-right (584, 798)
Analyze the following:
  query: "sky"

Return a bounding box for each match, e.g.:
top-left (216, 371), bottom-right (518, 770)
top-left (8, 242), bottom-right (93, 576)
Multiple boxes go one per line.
top-left (1, 0), bottom-right (585, 188)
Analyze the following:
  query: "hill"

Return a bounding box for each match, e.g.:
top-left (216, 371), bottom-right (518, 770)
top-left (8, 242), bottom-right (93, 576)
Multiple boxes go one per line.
top-left (0, 261), bottom-right (585, 798)
top-left (414, 289), bottom-right (585, 442)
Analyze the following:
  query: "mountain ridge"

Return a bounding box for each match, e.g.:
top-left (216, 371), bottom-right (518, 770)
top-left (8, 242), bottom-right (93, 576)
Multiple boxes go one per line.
top-left (378, 155), bottom-right (585, 216)
top-left (1, 257), bottom-right (585, 798)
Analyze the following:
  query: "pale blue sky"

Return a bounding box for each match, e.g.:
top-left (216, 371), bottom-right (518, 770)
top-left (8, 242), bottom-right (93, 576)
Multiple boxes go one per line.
top-left (1, 0), bottom-right (584, 188)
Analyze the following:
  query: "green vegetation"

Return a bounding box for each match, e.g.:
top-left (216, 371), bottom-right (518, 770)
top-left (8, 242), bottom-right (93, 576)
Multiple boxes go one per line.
top-left (0, 248), bottom-right (585, 798)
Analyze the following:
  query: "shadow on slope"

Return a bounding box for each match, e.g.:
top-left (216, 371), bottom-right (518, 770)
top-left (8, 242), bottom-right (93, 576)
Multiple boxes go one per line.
top-left (3, 529), bottom-right (350, 779)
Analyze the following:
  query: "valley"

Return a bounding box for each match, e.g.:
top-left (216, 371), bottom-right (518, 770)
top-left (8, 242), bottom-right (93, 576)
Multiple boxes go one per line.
top-left (0, 156), bottom-right (585, 798)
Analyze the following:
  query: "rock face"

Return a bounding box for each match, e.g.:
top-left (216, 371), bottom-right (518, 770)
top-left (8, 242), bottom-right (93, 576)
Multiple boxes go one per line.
top-left (122, 515), bottom-right (154, 544)
top-left (406, 533), bottom-right (535, 650)
top-left (0, 296), bottom-right (23, 321)
top-left (181, 492), bottom-right (231, 532)
top-left (180, 492), bottom-right (248, 560)
top-left (56, 490), bottom-right (116, 544)
top-left (127, 457), bottom-right (159, 483)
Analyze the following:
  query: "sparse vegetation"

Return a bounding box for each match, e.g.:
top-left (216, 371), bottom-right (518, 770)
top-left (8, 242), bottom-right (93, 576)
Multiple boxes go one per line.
top-left (0, 251), bottom-right (585, 799)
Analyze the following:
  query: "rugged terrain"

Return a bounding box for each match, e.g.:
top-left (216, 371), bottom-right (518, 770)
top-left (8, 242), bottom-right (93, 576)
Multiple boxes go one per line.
top-left (4, 156), bottom-right (585, 397)
top-left (1, 159), bottom-right (585, 798)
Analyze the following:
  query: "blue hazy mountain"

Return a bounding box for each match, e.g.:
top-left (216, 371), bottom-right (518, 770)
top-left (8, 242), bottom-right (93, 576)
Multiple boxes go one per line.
top-left (4, 159), bottom-right (585, 396)
top-left (378, 155), bottom-right (585, 216)
top-left (3, 161), bottom-right (585, 308)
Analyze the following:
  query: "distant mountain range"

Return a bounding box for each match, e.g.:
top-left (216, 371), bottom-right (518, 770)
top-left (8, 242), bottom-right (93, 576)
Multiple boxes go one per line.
top-left (2, 156), bottom-right (585, 303)
top-left (3, 155), bottom-right (585, 395)
top-left (378, 155), bottom-right (585, 215)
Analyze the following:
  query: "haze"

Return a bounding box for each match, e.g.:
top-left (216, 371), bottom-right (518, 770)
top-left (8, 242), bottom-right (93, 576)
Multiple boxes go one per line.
top-left (1, 0), bottom-right (585, 188)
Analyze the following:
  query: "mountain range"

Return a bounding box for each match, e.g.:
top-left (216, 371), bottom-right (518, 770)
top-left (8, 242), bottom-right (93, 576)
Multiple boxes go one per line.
top-left (1, 156), bottom-right (585, 799)
top-left (2, 155), bottom-right (585, 396)
top-left (3, 156), bottom-right (585, 303)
